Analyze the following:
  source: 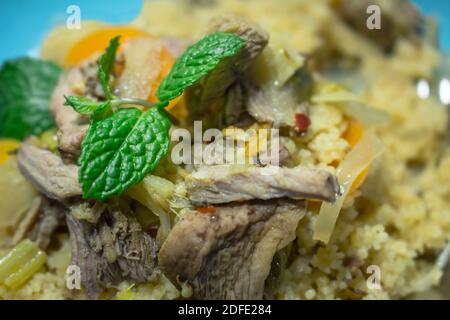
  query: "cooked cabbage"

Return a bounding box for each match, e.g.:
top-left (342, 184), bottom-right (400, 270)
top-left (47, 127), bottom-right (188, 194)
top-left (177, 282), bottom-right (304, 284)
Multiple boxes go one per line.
top-left (127, 175), bottom-right (175, 241)
top-left (0, 158), bottom-right (37, 228)
top-left (312, 84), bottom-right (390, 126)
top-left (313, 132), bottom-right (384, 243)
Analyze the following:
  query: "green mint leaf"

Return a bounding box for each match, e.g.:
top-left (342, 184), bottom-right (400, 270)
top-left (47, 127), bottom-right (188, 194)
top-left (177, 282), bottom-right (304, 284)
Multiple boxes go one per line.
top-left (64, 96), bottom-right (111, 118)
top-left (78, 107), bottom-right (171, 200)
top-left (0, 57), bottom-right (62, 140)
top-left (98, 36), bottom-right (120, 99)
top-left (155, 32), bottom-right (244, 104)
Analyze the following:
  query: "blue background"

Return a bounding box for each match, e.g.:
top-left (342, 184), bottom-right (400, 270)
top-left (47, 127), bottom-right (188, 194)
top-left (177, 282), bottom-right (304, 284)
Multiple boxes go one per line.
top-left (0, 0), bottom-right (449, 64)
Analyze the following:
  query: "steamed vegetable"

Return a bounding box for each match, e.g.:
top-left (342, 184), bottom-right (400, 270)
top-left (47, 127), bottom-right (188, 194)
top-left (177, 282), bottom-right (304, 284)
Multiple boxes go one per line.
top-left (312, 84), bottom-right (390, 126)
top-left (0, 58), bottom-right (62, 140)
top-left (112, 37), bottom-right (179, 110)
top-left (115, 283), bottom-right (136, 300)
top-left (148, 46), bottom-right (177, 106)
top-left (252, 44), bottom-right (305, 88)
top-left (41, 21), bottom-right (107, 65)
top-left (313, 132), bottom-right (384, 243)
top-left (38, 128), bottom-right (58, 152)
top-left (64, 26), bottom-right (149, 67)
top-left (0, 139), bottom-right (20, 165)
top-left (127, 175), bottom-right (175, 241)
top-left (0, 239), bottom-right (47, 290)
top-left (342, 120), bottom-right (369, 193)
top-left (67, 32), bottom-right (245, 201)
top-left (0, 157), bottom-right (37, 228)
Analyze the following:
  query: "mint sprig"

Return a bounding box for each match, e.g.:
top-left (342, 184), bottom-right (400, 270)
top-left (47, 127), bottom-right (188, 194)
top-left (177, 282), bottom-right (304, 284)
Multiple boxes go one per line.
top-left (0, 58), bottom-right (62, 140)
top-left (67, 32), bottom-right (244, 200)
top-left (64, 36), bottom-right (119, 118)
top-left (64, 96), bottom-right (154, 120)
top-left (79, 107), bottom-right (171, 200)
top-left (98, 36), bottom-right (120, 99)
top-left (156, 32), bottom-right (244, 105)
top-left (64, 96), bottom-right (111, 118)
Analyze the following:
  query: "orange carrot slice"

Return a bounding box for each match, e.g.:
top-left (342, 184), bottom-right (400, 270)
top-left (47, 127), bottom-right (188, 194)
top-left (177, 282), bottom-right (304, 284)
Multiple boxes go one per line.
top-left (64, 26), bottom-right (150, 68)
top-left (343, 119), bottom-right (364, 147)
top-left (147, 47), bottom-right (181, 110)
top-left (65, 26), bottom-right (183, 110)
top-left (343, 120), bottom-right (369, 193)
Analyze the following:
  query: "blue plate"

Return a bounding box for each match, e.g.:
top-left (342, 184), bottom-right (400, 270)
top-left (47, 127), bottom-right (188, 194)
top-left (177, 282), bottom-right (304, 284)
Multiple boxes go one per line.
top-left (0, 0), bottom-right (448, 64)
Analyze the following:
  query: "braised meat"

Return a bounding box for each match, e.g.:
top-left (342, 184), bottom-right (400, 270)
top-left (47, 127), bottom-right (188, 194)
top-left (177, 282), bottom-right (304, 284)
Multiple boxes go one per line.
top-left (159, 199), bottom-right (306, 299)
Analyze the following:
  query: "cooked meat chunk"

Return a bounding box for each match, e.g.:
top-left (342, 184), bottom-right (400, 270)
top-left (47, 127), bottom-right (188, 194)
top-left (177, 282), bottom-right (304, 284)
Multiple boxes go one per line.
top-left (66, 203), bottom-right (159, 298)
top-left (185, 15), bottom-right (269, 128)
top-left (201, 137), bottom-right (290, 166)
top-left (27, 197), bottom-right (66, 249)
top-left (70, 201), bottom-right (107, 224)
top-left (221, 81), bottom-right (254, 127)
top-left (186, 164), bottom-right (339, 204)
top-left (205, 15), bottom-right (269, 70)
top-left (50, 68), bottom-right (89, 158)
top-left (159, 199), bottom-right (306, 299)
top-left (17, 143), bottom-right (81, 201)
top-left (335, 0), bottom-right (420, 52)
top-left (255, 143), bottom-right (291, 166)
top-left (246, 65), bottom-right (313, 130)
top-left (80, 59), bottom-right (113, 100)
top-left (246, 86), bottom-right (309, 129)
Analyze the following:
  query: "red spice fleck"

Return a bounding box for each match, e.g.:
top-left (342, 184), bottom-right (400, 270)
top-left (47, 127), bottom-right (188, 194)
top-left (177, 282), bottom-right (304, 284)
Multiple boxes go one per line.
top-left (197, 206), bottom-right (216, 214)
top-left (295, 113), bottom-right (311, 132)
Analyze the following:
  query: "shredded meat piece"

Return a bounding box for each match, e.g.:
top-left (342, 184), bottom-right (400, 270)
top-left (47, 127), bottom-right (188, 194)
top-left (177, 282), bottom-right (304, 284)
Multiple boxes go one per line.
top-left (27, 197), bottom-right (66, 249)
top-left (50, 56), bottom-right (121, 158)
top-left (186, 164), bottom-right (339, 205)
top-left (159, 199), bottom-right (306, 299)
top-left (70, 201), bottom-right (107, 224)
top-left (50, 69), bottom-right (90, 159)
top-left (200, 136), bottom-right (290, 166)
top-left (66, 203), bottom-right (159, 298)
top-left (246, 66), bottom-right (313, 130)
top-left (255, 144), bottom-right (291, 166)
top-left (185, 15), bottom-right (269, 128)
top-left (205, 15), bottom-right (269, 70)
top-left (17, 143), bottom-right (81, 201)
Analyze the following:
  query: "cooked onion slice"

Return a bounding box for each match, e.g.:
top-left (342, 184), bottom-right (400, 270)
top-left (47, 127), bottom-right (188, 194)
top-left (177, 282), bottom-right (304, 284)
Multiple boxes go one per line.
top-left (312, 86), bottom-right (390, 126)
top-left (313, 132), bottom-right (384, 243)
top-left (127, 175), bottom-right (175, 242)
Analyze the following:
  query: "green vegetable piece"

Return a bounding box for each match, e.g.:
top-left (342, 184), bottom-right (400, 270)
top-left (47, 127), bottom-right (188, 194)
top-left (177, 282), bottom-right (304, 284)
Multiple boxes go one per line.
top-left (155, 32), bottom-right (244, 104)
top-left (98, 36), bottom-right (120, 99)
top-left (0, 57), bottom-right (62, 140)
top-left (0, 239), bottom-right (46, 289)
top-left (78, 107), bottom-right (171, 200)
top-left (64, 96), bottom-right (111, 118)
